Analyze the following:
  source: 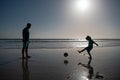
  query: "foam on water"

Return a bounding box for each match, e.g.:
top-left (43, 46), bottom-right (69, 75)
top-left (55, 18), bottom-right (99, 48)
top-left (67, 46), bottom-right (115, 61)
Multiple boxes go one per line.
top-left (0, 39), bottom-right (120, 49)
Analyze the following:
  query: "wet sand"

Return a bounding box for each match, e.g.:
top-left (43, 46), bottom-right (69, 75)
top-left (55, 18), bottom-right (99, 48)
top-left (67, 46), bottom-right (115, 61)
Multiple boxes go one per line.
top-left (0, 46), bottom-right (120, 80)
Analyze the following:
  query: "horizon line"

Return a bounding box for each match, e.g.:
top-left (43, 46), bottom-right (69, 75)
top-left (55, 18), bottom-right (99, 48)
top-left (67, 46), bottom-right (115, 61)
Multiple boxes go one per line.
top-left (0, 38), bottom-right (120, 40)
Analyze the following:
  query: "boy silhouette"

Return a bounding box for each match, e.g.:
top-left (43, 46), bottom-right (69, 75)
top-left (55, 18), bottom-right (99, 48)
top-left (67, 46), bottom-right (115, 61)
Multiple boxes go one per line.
top-left (78, 36), bottom-right (98, 59)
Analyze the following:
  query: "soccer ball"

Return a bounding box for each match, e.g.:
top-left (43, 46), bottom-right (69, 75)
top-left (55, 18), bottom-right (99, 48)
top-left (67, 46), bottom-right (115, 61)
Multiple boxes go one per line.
top-left (64, 52), bottom-right (68, 57)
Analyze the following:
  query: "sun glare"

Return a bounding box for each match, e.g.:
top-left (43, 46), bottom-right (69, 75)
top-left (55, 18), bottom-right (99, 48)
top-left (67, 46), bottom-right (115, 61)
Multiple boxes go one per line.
top-left (74, 0), bottom-right (90, 12)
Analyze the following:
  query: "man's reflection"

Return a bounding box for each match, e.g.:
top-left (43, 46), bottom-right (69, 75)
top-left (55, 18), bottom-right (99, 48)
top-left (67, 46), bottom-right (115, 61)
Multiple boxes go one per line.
top-left (22, 58), bottom-right (29, 80)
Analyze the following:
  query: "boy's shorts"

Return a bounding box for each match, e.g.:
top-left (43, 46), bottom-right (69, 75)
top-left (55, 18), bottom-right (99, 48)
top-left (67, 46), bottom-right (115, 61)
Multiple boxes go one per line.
top-left (23, 41), bottom-right (29, 49)
top-left (86, 47), bottom-right (93, 53)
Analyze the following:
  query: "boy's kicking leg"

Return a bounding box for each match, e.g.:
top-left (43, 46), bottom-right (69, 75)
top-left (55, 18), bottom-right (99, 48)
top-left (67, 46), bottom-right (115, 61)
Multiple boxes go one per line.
top-left (78, 47), bottom-right (87, 53)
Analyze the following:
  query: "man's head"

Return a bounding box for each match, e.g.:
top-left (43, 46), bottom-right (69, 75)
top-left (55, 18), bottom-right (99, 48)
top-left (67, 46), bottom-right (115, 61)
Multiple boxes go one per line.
top-left (26, 23), bottom-right (31, 29)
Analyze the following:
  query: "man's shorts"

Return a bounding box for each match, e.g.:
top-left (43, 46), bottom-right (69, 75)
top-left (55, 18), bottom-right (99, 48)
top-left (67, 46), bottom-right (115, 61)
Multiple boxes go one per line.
top-left (23, 41), bottom-right (29, 49)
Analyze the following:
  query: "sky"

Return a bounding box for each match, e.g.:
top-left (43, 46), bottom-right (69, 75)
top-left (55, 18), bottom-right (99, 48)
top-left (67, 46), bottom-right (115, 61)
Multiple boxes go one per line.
top-left (0, 0), bottom-right (120, 39)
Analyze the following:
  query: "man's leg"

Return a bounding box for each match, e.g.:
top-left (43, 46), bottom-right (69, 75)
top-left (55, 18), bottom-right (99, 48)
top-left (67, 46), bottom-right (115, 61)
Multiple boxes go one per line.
top-left (25, 48), bottom-right (31, 58)
top-left (25, 48), bottom-right (28, 57)
top-left (22, 48), bottom-right (25, 59)
top-left (25, 42), bottom-right (31, 58)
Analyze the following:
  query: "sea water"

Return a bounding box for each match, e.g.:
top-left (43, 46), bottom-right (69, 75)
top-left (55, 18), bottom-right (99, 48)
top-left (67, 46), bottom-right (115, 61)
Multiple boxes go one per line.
top-left (0, 39), bottom-right (120, 49)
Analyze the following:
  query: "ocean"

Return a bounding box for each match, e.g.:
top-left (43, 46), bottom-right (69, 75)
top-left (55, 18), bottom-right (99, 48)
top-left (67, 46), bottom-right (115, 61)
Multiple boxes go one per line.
top-left (0, 39), bottom-right (120, 49)
top-left (0, 39), bottom-right (120, 80)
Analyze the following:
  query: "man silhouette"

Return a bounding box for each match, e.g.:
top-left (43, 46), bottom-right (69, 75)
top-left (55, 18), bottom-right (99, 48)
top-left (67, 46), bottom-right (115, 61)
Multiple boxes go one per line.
top-left (22, 23), bottom-right (31, 59)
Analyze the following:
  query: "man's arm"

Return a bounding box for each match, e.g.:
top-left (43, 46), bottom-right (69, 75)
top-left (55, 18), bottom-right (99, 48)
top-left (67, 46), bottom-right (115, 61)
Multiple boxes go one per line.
top-left (22, 30), bottom-right (26, 42)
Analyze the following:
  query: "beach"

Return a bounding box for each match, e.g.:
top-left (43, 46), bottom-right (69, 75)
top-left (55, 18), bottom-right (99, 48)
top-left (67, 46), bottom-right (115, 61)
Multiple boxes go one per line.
top-left (1, 0), bottom-right (120, 79)
top-left (0, 45), bottom-right (120, 80)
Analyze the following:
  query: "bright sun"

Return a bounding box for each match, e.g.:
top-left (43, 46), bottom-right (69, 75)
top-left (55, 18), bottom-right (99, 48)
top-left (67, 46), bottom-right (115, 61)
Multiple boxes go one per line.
top-left (74, 0), bottom-right (90, 12)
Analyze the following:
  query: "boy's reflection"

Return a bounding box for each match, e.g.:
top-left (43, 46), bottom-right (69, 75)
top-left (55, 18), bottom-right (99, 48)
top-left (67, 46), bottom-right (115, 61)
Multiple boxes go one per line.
top-left (78, 59), bottom-right (93, 79)
top-left (78, 59), bottom-right (104, 79)
top-left (22, 58), bottom-right (29, 80)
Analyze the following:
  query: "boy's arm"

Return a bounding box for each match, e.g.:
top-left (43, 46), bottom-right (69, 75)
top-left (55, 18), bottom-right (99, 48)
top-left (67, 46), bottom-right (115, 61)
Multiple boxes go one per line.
top-left (93, 41), bottom-right (99, 46)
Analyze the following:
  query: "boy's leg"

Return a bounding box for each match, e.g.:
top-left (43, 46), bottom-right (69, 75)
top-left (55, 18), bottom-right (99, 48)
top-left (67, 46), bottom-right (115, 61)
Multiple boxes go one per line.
top-left (87, 48), bottom-right (92, 59)
top-left (87, 49), bottom-right (92, 59)
top-left (88, 52), bottom-right (92, 59)
top-left (78, 47), bottom-right (87, 53)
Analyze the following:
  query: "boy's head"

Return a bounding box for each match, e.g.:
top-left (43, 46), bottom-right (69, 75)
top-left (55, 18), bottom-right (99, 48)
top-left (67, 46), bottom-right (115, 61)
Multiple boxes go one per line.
top-left (86, 36), bottom-right (91, 40)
